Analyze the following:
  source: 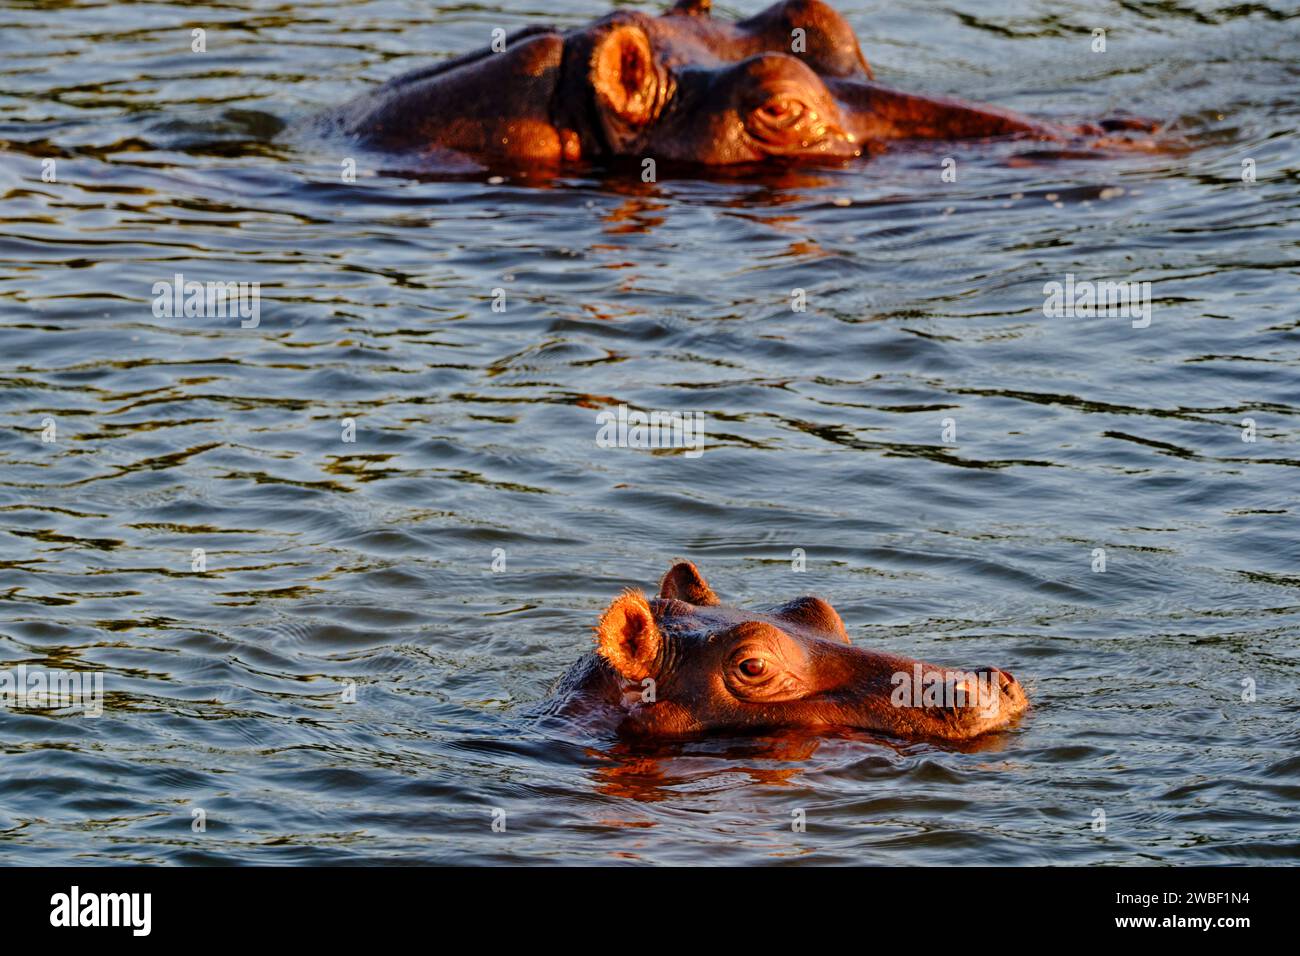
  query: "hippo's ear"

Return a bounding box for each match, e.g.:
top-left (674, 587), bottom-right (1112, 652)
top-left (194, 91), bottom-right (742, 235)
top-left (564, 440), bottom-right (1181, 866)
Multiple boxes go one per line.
top-left (659, 561), bottom-right (720, 606)
top-left (590, 24), bottom-right (662, 147)
top-left (595, 590), bottom-right (663, 681)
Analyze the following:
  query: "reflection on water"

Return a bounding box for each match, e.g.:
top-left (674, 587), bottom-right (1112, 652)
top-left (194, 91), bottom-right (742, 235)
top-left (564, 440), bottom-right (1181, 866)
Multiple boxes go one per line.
top-left (0, 0), bottom-right (1298, 864)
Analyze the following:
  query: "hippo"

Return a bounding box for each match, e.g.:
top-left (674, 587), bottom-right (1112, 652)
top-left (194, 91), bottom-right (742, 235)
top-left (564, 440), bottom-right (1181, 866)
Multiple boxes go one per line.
top-left (545, 562), bottom-right (1028, 741)
top-left (315, 0), bottom-right (1157, 169)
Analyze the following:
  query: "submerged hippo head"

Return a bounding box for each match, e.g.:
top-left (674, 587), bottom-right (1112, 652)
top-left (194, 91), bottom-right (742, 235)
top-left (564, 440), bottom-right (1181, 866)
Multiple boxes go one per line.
top-left (324, 0), bottom-right (1147, 168)
top-left (582, 562), bottom-right (1028, 741)
top-left (563, 0), bottom-right (879, 164)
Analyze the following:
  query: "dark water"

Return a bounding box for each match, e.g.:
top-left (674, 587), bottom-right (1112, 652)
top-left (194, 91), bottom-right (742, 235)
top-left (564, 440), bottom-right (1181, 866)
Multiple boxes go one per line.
top-left (1, 0), bottom-right (1298, 865)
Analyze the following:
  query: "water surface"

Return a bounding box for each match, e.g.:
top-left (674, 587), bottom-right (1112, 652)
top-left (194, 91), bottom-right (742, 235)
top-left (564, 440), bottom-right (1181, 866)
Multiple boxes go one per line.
top-left (1, 0), bottom-right (1298, 864)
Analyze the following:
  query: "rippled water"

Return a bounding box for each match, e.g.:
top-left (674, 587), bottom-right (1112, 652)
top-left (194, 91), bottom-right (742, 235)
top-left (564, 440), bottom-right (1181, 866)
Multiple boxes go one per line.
top-left (1, 0), bottom-right (1298, 865)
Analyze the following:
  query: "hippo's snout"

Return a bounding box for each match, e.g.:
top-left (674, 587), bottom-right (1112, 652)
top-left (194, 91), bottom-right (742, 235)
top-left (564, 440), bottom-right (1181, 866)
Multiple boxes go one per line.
top-left (826, 652), bottom-right (1030, 741)
top-left (986, 668), bottom-right (1028, 723)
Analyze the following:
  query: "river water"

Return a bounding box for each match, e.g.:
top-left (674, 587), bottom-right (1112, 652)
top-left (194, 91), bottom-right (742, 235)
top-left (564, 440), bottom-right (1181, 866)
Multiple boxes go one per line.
top-left (0, 0), bottom-right (1297, 864)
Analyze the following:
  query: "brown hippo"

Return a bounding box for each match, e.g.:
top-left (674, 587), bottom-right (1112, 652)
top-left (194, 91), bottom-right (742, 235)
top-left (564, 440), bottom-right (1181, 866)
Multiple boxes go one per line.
top-left (547, 562), bottom-right (1028, 741)
top-left (317, 0), bottom-right (1157, 168)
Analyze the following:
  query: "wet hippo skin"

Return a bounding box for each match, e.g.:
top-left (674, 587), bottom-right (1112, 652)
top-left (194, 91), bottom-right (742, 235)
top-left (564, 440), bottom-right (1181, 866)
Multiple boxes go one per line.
top-left (545, 562), bottom-right (1029, 741)
top-left (316, 0), bottom-right (1159, 167)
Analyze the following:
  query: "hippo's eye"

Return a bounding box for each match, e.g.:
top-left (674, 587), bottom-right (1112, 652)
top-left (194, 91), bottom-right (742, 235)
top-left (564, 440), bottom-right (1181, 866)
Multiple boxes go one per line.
top-left (724, 632), bottom-right (804, 701)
